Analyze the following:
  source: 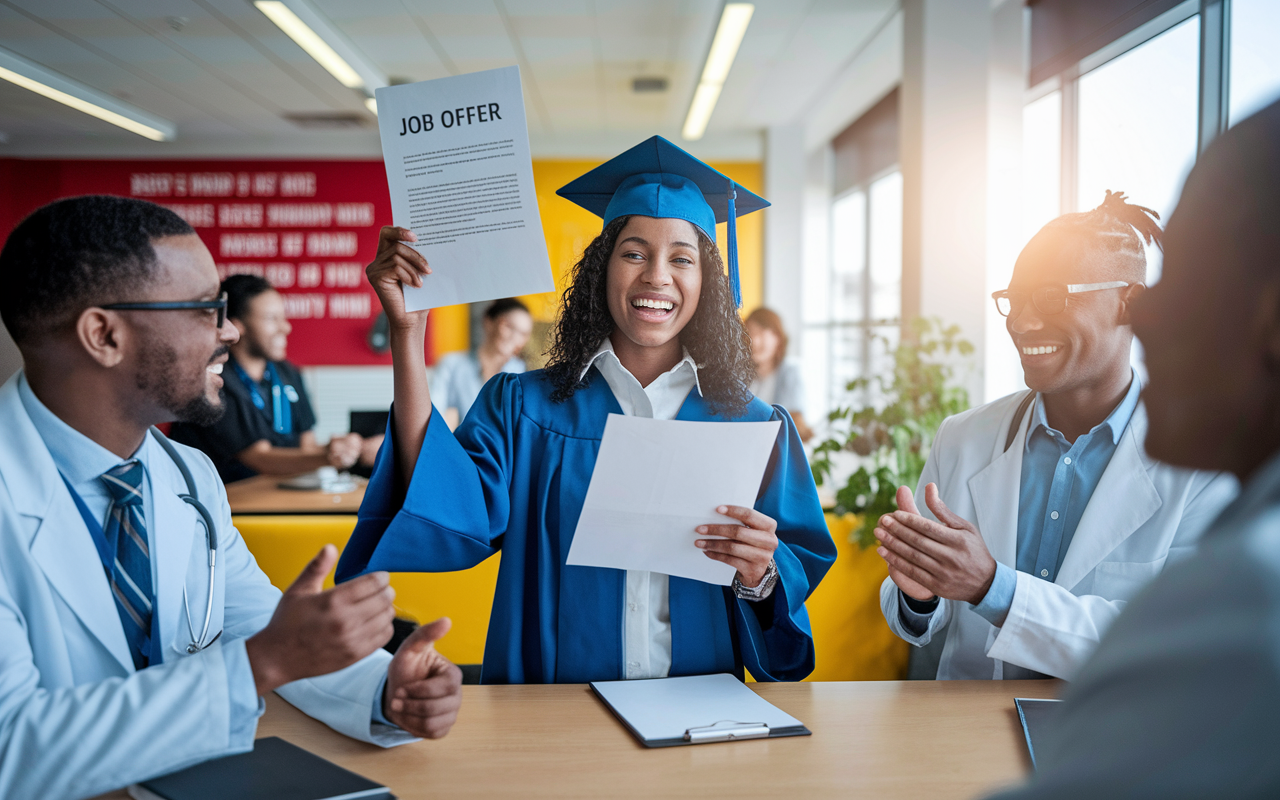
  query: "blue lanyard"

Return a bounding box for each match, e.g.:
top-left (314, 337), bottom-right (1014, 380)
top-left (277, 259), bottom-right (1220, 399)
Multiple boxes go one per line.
top-left (231, 360), bottom-right (295, 435)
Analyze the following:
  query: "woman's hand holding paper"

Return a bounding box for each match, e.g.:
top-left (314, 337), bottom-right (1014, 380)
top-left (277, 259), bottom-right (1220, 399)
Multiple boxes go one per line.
top-left (367, 226), bottom-right (431, 330)
top-left (696, 505), bottom-right (780, 588)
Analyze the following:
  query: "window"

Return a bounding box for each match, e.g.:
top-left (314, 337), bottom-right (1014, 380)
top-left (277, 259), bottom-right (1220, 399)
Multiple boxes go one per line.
top-left (804, 170), bottom-right (903, 424)
top-left (1020, 91), bottom-right (1062, 244)
top-left (1230, 0), bottom-right (1280, 124)
top-left (1077, 15), bottom-right (1200, 282)
top-left (988, 90), bottom-right (1064, 402)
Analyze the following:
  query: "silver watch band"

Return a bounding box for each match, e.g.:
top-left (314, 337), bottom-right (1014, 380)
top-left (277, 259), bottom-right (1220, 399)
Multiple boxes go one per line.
top-left (732, 559), bottom-right (778, 602)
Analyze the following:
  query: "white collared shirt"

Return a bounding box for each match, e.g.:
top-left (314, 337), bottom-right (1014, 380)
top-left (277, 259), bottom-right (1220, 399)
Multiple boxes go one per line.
top-left (580, 338), bottom-right (701, 679)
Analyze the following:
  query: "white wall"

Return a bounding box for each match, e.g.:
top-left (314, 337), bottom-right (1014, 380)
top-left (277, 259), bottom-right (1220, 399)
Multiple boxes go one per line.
top-left (301, 365), bottom-right (400, 440)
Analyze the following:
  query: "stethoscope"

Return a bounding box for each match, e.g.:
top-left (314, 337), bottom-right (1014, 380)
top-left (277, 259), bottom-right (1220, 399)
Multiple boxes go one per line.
top-left (149, 427), bottom-right (221, 654)
top-left (64, 428), bottom-right (222, 658)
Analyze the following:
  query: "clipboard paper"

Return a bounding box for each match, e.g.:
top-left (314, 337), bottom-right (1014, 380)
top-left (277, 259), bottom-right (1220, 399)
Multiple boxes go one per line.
top-left (590, 673), bottom-right (811, 748)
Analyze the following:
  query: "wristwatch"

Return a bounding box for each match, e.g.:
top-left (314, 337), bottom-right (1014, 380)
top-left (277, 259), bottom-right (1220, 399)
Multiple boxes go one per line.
top-left (733, 559), bottom-right (779, 602)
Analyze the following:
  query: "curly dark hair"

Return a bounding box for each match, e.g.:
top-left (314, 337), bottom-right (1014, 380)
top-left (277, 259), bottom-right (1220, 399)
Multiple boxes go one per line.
top-left (543, 215), bottom-right (756, 417)
top-left (0, 195), bottom-right (193, 344)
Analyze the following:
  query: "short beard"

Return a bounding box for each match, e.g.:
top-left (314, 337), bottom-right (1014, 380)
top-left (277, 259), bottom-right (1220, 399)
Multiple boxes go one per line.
top-left (135, 338), bottom-right (226, 426)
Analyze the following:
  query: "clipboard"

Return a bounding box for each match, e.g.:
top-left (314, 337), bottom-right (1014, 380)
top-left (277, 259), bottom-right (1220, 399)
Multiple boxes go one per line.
top-left (590, 673), bottom-right (812, 748)
top-left (1014, 697), bottom-right (1063, 768)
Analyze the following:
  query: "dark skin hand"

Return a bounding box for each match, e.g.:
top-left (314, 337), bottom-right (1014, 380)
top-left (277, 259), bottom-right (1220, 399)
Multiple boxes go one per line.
top-left (383, 617), bottom-right (464, 739)
top-left (245, 545), bottom-right (397, 696)
top-left (696, 505), bottom-right (779, 588)
top-left (875, 484), bottom-right (998, 605)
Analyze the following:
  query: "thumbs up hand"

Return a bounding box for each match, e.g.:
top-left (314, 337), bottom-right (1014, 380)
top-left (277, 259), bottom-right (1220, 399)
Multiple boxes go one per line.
top-left (245, 545), bottom-right (397, 696)
top-left (384, 618), bottom-right (463, 739)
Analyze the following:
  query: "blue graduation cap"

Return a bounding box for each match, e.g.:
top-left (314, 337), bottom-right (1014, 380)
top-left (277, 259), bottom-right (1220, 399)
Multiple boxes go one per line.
top-left (555, 136), bottom-right (769, 308)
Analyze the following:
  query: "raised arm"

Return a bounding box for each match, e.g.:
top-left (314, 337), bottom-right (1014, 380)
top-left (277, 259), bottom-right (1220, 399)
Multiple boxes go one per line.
top-left (366, 226), bottom-right (433, 487)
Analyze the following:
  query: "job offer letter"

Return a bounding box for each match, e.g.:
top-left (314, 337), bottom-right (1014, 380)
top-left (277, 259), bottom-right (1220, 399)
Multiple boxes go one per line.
top-left (375, 66), bottom-right (553, 310)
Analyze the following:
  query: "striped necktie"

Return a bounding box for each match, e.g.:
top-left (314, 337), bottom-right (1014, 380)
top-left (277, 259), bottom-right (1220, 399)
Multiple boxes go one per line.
top-left (100, 460), bottom-right (154, 670)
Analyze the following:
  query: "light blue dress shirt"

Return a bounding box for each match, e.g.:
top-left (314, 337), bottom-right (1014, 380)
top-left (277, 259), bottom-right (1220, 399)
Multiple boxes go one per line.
top-left (900, 372), bottom-right (1142, 633)
top-left (431, 351), bottom-right (526, 424)
top-left (16, 375), bottom-right (394, 731)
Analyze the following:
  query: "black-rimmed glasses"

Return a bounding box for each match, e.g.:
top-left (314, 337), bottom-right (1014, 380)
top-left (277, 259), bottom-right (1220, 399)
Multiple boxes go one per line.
top-left (992, 281), bottom-right (1133, 317)
top-left (101, 291), bottom-right (228, 328)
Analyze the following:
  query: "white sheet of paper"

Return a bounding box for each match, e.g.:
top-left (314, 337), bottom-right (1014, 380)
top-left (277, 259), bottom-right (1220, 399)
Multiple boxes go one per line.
top-left (374, 66), bottom-right (553, 311)
top-left (566, 415), bottom-right (782, 586)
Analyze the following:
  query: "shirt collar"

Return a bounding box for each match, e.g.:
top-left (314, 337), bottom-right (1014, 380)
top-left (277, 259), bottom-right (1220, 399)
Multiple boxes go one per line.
top-left (579, 337), bottom-right (704, 397)
top-left (17, 371), bottom-right (136, 485)
top-left (1028, 368), bottom-right (1143, 449)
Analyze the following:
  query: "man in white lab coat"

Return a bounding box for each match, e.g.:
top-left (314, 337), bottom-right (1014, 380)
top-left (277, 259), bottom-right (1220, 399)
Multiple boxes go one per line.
top-left (989, 92), bottom-right (1280, 800)
top-left (875, 192), bottom-right (1237, 681)
top-left (0, 196), bottom-right (463, 800)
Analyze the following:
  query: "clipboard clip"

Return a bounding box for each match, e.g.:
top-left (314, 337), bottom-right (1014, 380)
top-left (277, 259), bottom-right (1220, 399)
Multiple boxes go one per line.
top-left (684, 720), bottom-right (770, 743)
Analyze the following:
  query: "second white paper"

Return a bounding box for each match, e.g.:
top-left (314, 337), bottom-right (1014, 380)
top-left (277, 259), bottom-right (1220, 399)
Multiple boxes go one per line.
top-left (566, 415), bottom-right (782, 585)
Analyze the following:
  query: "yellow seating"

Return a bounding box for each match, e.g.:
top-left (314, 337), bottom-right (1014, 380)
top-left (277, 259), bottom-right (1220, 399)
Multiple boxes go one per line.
top-left (234, 515), bottom-right (498, 665)
top-left (233, 512), bottom-right (908, 679)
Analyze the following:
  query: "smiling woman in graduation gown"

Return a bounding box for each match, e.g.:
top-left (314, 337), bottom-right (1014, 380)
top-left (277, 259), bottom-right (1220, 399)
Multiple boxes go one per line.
top-left (337, 137), bottom-right (837, 684)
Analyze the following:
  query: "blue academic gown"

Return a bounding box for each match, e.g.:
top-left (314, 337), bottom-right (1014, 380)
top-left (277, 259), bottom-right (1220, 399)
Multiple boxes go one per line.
top-left (336, 369), bottom-right (836, 684)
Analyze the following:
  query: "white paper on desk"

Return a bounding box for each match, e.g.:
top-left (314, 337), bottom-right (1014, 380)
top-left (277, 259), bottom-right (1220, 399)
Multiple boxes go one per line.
top-left (592, 674), bottom-right (803, 743)
top-left (566, 415), bottom-right (781, 585)
top-left (375, 66), bottom-right (553, 311)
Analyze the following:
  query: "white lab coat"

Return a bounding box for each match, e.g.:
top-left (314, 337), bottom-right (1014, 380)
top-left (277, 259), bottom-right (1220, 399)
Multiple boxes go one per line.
top-left (879, 390), bottom-right (1238, 681)
top-left (0, 375), bottom-right (413, 800)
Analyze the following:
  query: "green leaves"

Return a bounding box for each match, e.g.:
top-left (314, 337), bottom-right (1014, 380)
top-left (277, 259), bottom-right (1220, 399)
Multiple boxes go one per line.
top-left (809, 317), bottom-right (972, 547)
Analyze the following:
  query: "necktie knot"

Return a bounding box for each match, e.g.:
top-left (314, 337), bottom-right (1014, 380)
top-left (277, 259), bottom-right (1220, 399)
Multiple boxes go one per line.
top-left (101, 460), bottom-right (144, 507)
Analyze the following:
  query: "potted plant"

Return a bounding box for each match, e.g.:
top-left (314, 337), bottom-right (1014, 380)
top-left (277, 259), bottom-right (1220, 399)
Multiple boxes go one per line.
top-left (810, 316), bottom-right (973, 547)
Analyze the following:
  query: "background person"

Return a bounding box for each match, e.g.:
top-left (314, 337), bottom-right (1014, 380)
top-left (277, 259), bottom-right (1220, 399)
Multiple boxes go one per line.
top-left (990, 95), bottom-right (1280, 800)
top-left (170, 274), bottom-right (381, 483)
top-left (0, 196), bottom-right (462, 800)
top-left (745, 306), bottom-right (812, 442)
top-left (337, 138), bottom-right (836, 685)
top-left (875, 192), bottom-right (1237, 680)
top-left (430, 297), bottom-right (533, 430)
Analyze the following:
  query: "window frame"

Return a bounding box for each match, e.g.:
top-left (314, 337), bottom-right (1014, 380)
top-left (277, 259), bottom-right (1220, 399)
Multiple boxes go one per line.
top-left (1029, 0), bottom-right (1231, 216)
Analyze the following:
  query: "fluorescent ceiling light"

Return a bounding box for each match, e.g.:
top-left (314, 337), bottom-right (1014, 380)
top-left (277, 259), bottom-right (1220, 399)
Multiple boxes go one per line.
top-left (364, 96), bottom-right (377, 115)
top-left (682, 3), bottom-right (753, 141)
top-left (0, 47), bottom-right (175, 141)
top-left (255, 0), bottom-right (387, 94)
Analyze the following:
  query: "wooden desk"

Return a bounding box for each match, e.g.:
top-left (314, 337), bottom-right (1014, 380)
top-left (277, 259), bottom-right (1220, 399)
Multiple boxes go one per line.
top-left (100, 680), bottom-right (1058, 799)
top-left (225, 474), bottom-right (366, 514)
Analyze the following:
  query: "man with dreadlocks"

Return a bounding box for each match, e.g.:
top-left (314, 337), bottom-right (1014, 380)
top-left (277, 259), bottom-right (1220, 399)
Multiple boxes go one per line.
top-left (874, 192), bottom-right (1236, 681)
top-left (336, 137), bottom-right (836, 684)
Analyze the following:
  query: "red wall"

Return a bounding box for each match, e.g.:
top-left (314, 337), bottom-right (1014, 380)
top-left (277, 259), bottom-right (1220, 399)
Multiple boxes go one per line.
top-left (0, 158), bottom-right (432, 366)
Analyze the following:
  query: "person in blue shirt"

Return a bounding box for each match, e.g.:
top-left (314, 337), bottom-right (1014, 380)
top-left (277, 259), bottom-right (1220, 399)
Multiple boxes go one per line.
top-left (336, 137), bottom-right (837, 684)
top-left (0, 196), bottom-right (462, 799)
top-left (988, 92), bottom-right (1280, 800)
top-left (430, 297), bottom-right (533, 430)
top-left (874, 192), bottom-right (1237, 680)
top-left (170, 274), bottom-right (376, 483)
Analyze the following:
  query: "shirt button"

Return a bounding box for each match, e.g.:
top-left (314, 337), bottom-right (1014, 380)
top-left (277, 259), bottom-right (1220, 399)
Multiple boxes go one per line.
top-left (1050, 511), bottom-right (1059, 520)
top-left (1041, 569), bottom-right (1049, 577)
top-left (628, 603), bottom-right (638, 612)
top-left (1063, 457), bottom-right (1072, 465)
